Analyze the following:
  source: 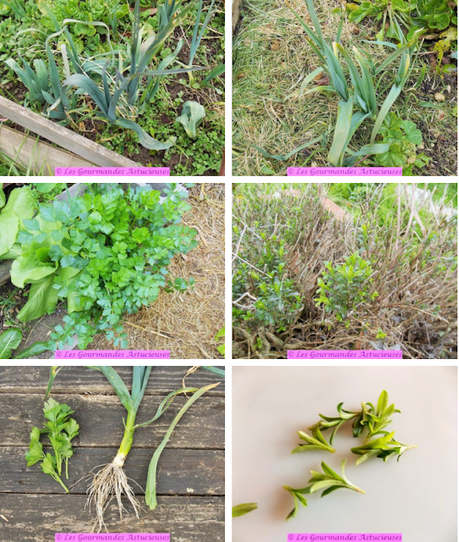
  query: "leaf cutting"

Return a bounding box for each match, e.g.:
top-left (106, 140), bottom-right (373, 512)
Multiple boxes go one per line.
top-left (284, 459), bottom-right (365, 520)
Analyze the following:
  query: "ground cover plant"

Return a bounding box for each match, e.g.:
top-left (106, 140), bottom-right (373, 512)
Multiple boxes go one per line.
top-left (232, 182), bottom-right (458, 358)
top-left (0, 182), bottom-right (199, 357)
top-left (233, 0), bottom-right (457, 175)
top-left (0, 0), bottom-right (224, 175)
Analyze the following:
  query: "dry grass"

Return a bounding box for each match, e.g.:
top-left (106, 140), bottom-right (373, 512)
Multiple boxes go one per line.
top-left (233, 183), bottom-right (458, 359)
top-left (91, 183), bottom-right (225, 359)
top-left (232, 0), bottom-right (458, 176)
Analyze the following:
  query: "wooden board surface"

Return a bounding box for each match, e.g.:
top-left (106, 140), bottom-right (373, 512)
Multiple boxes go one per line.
top-left (0, 495), bottom-right (224, 541)
top-left (0, 96), bottom-right (139, 167)
top-left (0, 366), bottom-right (225, 394)
top-left (0, 394), bottom-right (224, 449)
top-left (0, 366), bottom-right (225, 540)
top-left (0, 126), bottom-right (94, 174)
top-left (0, 447), bottom-right (224, 495)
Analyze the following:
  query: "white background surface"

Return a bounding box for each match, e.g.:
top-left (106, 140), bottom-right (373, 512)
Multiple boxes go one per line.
top-left (233, 366), bottom-right (457, 542)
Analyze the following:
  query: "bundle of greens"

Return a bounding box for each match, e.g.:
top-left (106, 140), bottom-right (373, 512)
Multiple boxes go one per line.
top-left (292, 390), bottom-right (416, 463)
top-left (25, 398), bottom-right (79, 492)
top-left (44, 366), bottom-right (220, 532)
top-left (8, 183), bottom-right (197, 351)
top-left (285, 390), bottom-right (416, 520)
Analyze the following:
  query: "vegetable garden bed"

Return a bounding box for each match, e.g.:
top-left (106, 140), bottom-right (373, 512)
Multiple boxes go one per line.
top-left (0, 0), bottom-right (225, 176)
top-left (233, 0), bottom-right (457, 175)
top-left (0, 365), bottom-right (225, 540)
top-left (0, 182), bottom-right (225, 359)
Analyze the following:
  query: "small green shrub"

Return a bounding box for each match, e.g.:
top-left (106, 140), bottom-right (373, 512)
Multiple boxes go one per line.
top-left (315, 252), bottom-right (378, 321)
top-left (233, 232), bottom-right (302, 332)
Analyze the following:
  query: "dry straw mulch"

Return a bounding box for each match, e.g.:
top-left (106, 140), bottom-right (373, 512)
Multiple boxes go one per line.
top-left (233, 184), bottom-right (457, 359)
top-left (91, 183), bottom-right (225, 359)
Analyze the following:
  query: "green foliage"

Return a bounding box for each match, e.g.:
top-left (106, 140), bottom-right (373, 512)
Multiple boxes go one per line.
top-left (215, 326), bottom-right (225, 356)
top-left (286, 0), bottom-right (419, 167)
top-left (371, 113), bottom-right (430, 174)
top-left (315, 252), bottom-right (378, 322)
top-left (346, 0), bottom-right (457, 58)
top-left (0, 0), bottom-right (25, 18)
top-left (284, 460), bottom-right (364, 520)
top-left (0, 328), bottom-right (22, 358)
top-left (0, 327), bottom-right (50, 358)
top-left (0, 185), bottom-right (37, 259)
top-left (25, 397), bottom-right (79, 492)
top-left (2, 0), bottom-right (222, 165)
top-left (233, 230), bottom-right (302, 332)
top-left (292, 390), bottom-right (416, 466)
top-left (415, 0), bottom-right (457, 32)
top-left (36, 0), bottom-right (129, 35)
top-left (176, 100), bottom-right (206, 139)
top-left (347, 0), bottom-right (412, 41)
top-left (232, 503), bottom-right (258, 518)
top-left (9, 184), bottom-right (197, 350)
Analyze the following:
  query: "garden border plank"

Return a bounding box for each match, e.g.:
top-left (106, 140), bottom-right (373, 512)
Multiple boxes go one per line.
top-left (0, 95), bottom-right (139, 167)
top-left (0, 126), bottom-right (94, 174)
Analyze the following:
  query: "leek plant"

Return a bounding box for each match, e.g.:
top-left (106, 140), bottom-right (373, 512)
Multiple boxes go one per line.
top-left (5, 0), bottom-right (214, 149)
top-left (46, 366), bottom-right (220, 532)
top-left (290, 0), bottom-right (421, 167)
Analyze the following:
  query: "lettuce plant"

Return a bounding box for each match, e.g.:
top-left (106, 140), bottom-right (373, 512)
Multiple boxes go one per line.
top-left (10, 183), bottom-right (198, 350)
top-left (36, 0), bottom-right (129, 37)
top-left (0, 184), bottom-right (36, 259)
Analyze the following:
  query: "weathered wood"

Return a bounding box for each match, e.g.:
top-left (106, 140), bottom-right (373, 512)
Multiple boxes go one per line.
top-left (0, 260), bottom-right (12, 287)
top-left (0, 495), bottom-right (224, 541)
top-left (0, 366), bottom-right (225, 394)
top-left (0, 126), bottom-right (94, 174)
top-left (0, 95), bottom-right (139, 167)
top-left (0, 394), bottom-right (224, 449)
top-left (232, 0), bottom-right (242, 32)
top-left (0, 447), bottom-right (224, 495)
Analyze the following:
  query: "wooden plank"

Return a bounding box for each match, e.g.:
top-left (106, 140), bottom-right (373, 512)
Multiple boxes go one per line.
top-left (0, 447), bottom-right (224, 495)
top-left (0, 126), bottom-right (94, 174)
top-left (0, 366), bottom-right (225, 394)
top-left (0, 494), bottom-right (224, 541)
top-left (232, 0), bottom-right (242, 32)
top-left (0, 394), bottom-right (224, 449)
top-left (0, 95), bottom-right (139, 167)
top-left (0, 260), bottom-right (12, 287)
